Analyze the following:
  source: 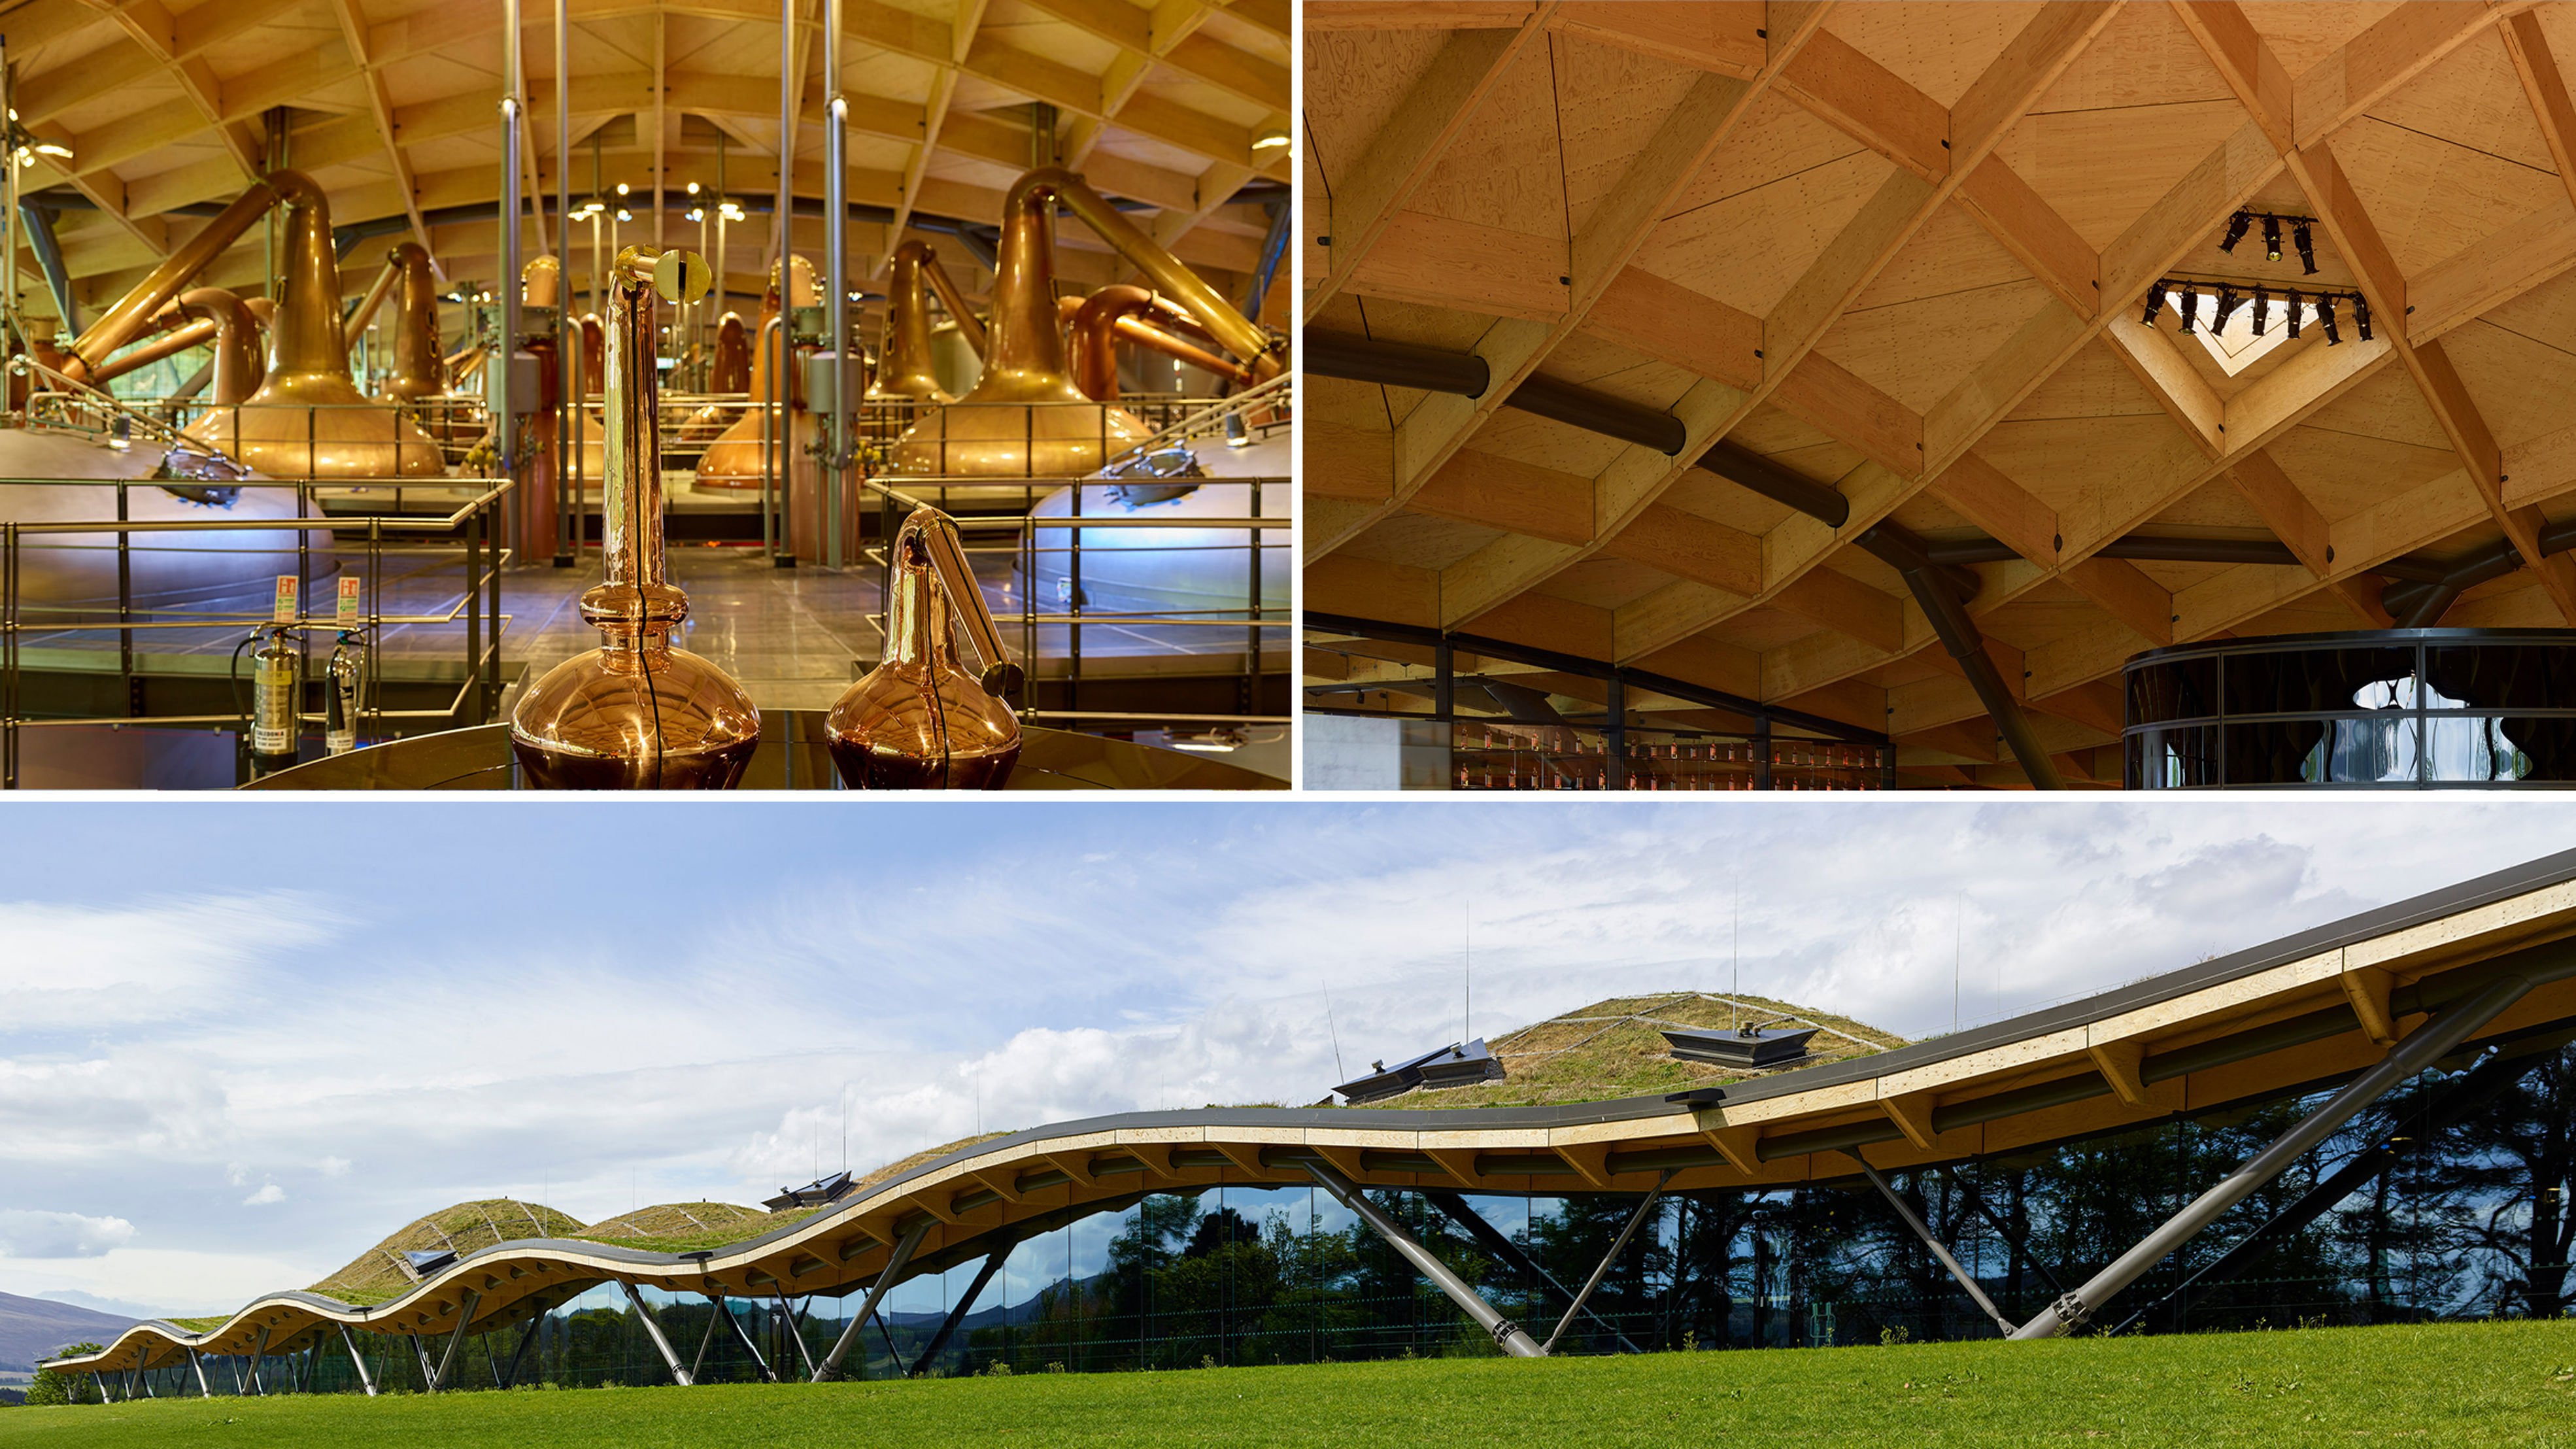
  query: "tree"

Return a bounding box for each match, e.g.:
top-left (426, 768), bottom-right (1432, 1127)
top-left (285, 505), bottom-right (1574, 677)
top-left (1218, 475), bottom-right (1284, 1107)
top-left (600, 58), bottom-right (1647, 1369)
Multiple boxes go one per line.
top-left (24, 1344), bottom-right (104, 1406)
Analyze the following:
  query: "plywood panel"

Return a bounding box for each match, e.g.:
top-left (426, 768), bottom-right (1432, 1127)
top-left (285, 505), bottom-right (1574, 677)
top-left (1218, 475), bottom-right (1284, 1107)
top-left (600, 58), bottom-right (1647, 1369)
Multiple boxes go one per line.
top-left (1852, 199), bottom-right (2029, 313)
top-left (2027, 3), bottom-right (2238, 114)
top-left (2368, 27), bottom-right (2556, 173)
top-left (1302, 27), bottom-right (1453, 197)
top-left (1540, 554), bottom-right (1677, 611)
top-left (2301, 364), bottom-right (2454, 451)
top-left (2480, 260), bottom-right (2576, 356)
top-left (1414, 41), bottom-right (1566, 237)
top-left (1664, 88), bottom-right (1864, 217)
top-left (1818, 277), bottom-right (2057, 416)
top-left (2440, 318), bottom-right (2576, 453)
top-left (2241, 2), bottom-right (2405, 81)
top-left (2270, 424), bottom-right (2466, 525)
top-left (1630, 149), bottom-right (1893, 319)
top-left (1552, 32), bottom-right (1710, 239)
top-left (2012, 337), bottom-right (2171, 421)
top-left (1996, 99), bottom-right (2256, 250)
top-left (1340, 510), bottom-right (1504, 572)
top-left (1822, 2), bottom-right (2039, 110)
top-left (2331, 118), bottom-right (2565, 275)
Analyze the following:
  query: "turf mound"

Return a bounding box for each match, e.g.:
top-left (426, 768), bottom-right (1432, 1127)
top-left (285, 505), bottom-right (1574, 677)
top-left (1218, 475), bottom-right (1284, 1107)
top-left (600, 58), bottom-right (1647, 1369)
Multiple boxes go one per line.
top-left (1340, 991), bottom-right (1905, 1109)
top-left (575, 1202), bottom-right (790, 1254)
top-left (305, 1199), bottom-right (586, 1305)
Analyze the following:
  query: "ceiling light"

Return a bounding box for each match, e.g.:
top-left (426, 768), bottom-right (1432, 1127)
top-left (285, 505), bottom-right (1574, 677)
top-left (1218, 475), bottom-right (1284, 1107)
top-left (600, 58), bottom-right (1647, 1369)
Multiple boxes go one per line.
top-left (2214, 286), bottom-right (2241, 330)
top-left (2294, 220), bottom-right (2317, 275)
top-left (615, 208), bottom-right (632, 222)
top-left (2353, 294), bottom-right (2373, 343)
top-left (2318, 294), bottom-right (2341, 345)
top-left (2262, 214), bottom-right (2282, 262)
top-left (2177, 290), bottom-right (2200, 334)
top-left (685, 180), bottom-right (700, 195)
top-left (615, 182), bottom-right (630, 196)
top-left (2250, 286), bottom-right (2269, 336)
top-left (1251, 128), bottom-right (1289, 151)
top-left (2141, 281), bottom-right (2168, 326)
top-left (2219, 210), bottom-right (2250, 253)
top-left (2284, 289), bottom-right (2303, 339)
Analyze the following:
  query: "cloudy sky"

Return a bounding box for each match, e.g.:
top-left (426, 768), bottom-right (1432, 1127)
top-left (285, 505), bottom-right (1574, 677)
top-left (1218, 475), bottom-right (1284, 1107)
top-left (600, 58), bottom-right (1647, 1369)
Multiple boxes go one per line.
top-left (5, 797), bottom-right (2573, 1319)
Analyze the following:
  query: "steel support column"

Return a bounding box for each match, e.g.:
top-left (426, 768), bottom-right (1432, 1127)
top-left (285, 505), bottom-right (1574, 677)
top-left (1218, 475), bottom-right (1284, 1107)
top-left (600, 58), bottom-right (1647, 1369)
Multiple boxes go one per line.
top-left (690, 1293), bottom-right (726, 1384)
top-left (619, 1281), bottom-right (692, 1386)
top-left (336, 1325), bottom-right (374, 1397)
top-left (1425, 1191), bottom-right (1641, 1352)
top-left (911, 1244), bottom-right (1011, 1374)
top-left (1604, 675), bottom-right (1626, 790)
top-left (813, 1220), bottom-right (930, 1381)
top-left (499, 1309), bottom-right (543, 1389)
top-left (17, 203), bottom-right (76, 330)
top-left (720, 1296), bottom-right (777, 1382)
top-left (245, 1324), bottom-right (269, 1395)
top-left (2013, 970), bottom-right (2544, 1338)
top-left (1540, 1172), bottom-right (1668, 1353)
top-left (821, 0), bottom-right (850, 571)
top-left (407, 1333), bottom-right (437, 1392)
top-left (1847, 1153), bottom-right (2015, 1335)
top-left (775, 1291), bottom-right (817, 1378)
top-left (1304, 1161), bottom-right (1544, 1357)
top-left (432, 1289), bottom-right (479, 1391)
top-left (188, 1347), bottom-right (212, 1399)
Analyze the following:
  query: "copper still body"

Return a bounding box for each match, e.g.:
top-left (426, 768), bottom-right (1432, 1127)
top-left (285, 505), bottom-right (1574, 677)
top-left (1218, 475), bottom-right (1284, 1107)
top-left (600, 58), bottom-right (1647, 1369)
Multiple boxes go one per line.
top-left (889, 171), bottom-right (1155, 478)
top-left (373, 242), bottom-right (447, 403)
top-left (681, 312), bottom-right (751, 441)
top-left (176, 173), bottom-right (446, 481)
top-left (826, 505), bottom-right (1024, 789)
top-left (509, 247), bottom-right (760, 790)
top-left (695, 256), bottom-right (817, 491)
top-left (866, 239), bottom-right (955, 406)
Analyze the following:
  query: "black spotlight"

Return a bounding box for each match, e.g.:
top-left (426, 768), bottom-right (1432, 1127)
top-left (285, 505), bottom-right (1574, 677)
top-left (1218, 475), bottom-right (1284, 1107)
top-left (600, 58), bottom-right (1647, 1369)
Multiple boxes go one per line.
top-left (2284, 288), bottom-right (2303, 339)
top-left (2354, 294), bottom-right (2373, 342)
top-left (2214, 286), bottom-right (2241, 330)
top-left (2220, 209), bottom-right (2251, 253)
top-left (2178, 289), bottom-right (2201, 334)
top-left (2318, 293), bottom-right (2341, 345)
top-left (2252, 285), bottom-right (2269, 336)
top-left (2262, 214), bottom-right (2282, 262)
top-left (2142, 280), bottom-right (2169, 325)
top-left (2294, 220), bottom-right (2318, 275)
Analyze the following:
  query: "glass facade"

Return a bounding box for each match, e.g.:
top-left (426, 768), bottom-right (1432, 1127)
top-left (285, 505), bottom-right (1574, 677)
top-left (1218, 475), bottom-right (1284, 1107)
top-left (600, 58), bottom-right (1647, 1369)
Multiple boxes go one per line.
top-left (2124, 630), bottom-right (2576, 788)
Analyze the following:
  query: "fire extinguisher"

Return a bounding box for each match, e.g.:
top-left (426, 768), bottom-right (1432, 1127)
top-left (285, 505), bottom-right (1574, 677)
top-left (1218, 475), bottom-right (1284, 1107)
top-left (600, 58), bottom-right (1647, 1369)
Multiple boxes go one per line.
top-left (235, 624), bottom-right (302, 777)
top-left (325, 632), bottom-right (363, 756)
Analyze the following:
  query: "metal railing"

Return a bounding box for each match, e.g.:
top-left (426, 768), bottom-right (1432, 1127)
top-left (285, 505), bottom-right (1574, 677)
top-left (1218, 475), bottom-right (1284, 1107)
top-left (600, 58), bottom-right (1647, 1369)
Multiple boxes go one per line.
top-left (0, 475), bottom-right (512, 788)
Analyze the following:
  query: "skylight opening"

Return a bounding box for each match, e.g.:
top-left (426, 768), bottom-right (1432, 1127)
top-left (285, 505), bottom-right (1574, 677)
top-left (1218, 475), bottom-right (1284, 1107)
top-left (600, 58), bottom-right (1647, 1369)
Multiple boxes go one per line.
top-left (2176, 289), bottom-right (2315, 377)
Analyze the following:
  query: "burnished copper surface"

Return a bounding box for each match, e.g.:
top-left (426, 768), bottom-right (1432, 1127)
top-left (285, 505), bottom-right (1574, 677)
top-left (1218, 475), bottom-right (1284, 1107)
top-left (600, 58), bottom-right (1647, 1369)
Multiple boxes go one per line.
top-left (867, 239), bottom-right (954, 405)
top-left (1070, 284), bottom-right (1256, 401)
top-left (679, 312), bottom-right (752, 441)
top-left (375, 243), bottom-right (447, 403)
top-left (696, 257), bottom-right (815, 493)
top-left (509, 245), bottom-right (760, 791)
top-left (890, 172), bottom-right (1153, 478)
top-left (826, 506), bottom-right (1023, 789)
top-left (177, 173), bottom-right (446, 481)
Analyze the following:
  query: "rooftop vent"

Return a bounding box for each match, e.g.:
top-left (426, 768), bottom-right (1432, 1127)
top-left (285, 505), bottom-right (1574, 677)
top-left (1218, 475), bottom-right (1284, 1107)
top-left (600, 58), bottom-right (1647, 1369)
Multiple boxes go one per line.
top-left (1661, 1025), bottom-right (1821, 1069)
top-left (402, 1248), bottom-right (458, 1279)
top-left (764, 1168), bottom-right (855, 1212)
top-left (1334, 1039), bottom-right (1506, 1104)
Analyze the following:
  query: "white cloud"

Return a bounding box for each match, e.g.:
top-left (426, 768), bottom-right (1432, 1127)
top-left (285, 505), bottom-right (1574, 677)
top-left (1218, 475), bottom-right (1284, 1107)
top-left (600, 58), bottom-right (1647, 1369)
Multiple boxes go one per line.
top-left (0, 1210), bottom-right (134, 1259)
top-left (0, 894), bottom-right (338, 1031)
top-left (241, 1185), bottom-right (283, 1207)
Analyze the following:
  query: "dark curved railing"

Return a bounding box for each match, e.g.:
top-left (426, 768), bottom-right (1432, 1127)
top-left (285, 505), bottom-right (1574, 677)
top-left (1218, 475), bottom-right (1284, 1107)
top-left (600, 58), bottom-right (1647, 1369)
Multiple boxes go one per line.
top-left (2124, 628), bottom-right (2576, 788)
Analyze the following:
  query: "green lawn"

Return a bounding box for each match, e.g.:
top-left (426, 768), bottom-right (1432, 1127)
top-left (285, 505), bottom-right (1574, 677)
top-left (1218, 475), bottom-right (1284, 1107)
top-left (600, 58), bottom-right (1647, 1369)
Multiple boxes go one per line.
top-left (6, 1318), bottom-right (2571, 1447)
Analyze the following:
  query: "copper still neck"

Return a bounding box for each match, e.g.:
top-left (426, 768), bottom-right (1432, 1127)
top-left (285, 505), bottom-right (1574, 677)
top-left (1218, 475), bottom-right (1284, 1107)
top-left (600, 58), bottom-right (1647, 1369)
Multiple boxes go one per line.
top-left (710, 313), bottom-right (749, 392)
top-left (377, 243), bottom-right (444, 402)
top-left (1010, 165), bottom-right (1283, 384)
top-left (872, 239), bottom-right (952, 403)
top-left (265, 172), bottom-right (354, 382)
top-left (62, 169), bottom-right (319, 384)
top-left (922, 248), bottom-right (986, 356)
top-left (583, 247), bottom-right (705, 643)
top-left (824, 505), bottom-right (1025, 789)
top-left (170, 288), bottom-right (262, 405)
top-left (1070, 284), bottom-right (1257, 401)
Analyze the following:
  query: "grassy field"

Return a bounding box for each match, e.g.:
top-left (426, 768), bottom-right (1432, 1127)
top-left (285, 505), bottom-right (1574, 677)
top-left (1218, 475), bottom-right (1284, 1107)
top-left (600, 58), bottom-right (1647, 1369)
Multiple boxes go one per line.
top-left (5, 1318), bottom-right (2571, 1447)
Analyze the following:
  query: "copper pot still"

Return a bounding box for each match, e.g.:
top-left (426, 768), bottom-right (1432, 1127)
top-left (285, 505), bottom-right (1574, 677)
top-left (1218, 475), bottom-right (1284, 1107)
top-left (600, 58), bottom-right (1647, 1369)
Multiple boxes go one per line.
top-left (509, 246), bottom-right (762, 790)
top-left (826, 505), bottom-right (1025, 789)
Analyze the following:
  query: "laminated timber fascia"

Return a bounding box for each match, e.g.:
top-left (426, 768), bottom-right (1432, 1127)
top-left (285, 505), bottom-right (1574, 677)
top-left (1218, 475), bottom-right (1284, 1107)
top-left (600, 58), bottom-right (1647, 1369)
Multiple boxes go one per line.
top-left (1304, 3), bottom-right (1829, 562)
top-left (48, 853), bottom-right (2576, 1380)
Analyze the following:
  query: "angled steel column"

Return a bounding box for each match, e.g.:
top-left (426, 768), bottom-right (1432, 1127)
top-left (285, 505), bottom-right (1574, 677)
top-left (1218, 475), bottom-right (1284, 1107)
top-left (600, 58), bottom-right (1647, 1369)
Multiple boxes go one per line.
top-left (433, 1289), bottom-right (479, 1391)
top-left (335, 1325), bottom-right (374, 1397)
top-left (17, 203), bottom-right (76, 331)
top-left (690, 1293), bottom-right (726, 1384)
top-left (775, 1291), bottom-right (817, 1378)
top-left (246, 1324), bottom-right (269, 1395)
top-left (2113, 1041), bottom-right (2552, 1336)
top-left (1949, 1168), bottom-right (2066, 1297)
top-left (1305, 1161), bottom-right (1544, 1357)
top-left (188, 1347), bottom-right (212, 1399)
top-left (721, 1296), bottom-right (778, 1382)
top-left (1846, 1153), bottom-right (2015, 1335)
top-left (500, 1310), bottom-right (543, 1389)
top-left (911, 1244), bottom-right (1011, 1374)
top-left (2013, 970), bottom-right (2542, 1338)
top-left (813, 1220), bottom-right (930, 1382)
top-left (619, 1281), bottom-right (692, 1386)
top-left (1425, 1191), bottom-right (1641, 1352)
top-left (408, 1333), bottom-right (437, 1392)
top-left (1540, 1172), bottom-right (1668, 1353)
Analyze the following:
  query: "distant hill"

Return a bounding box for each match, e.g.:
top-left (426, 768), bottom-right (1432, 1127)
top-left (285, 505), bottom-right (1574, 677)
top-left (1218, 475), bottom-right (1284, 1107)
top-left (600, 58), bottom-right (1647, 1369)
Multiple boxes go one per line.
top-left (0, 1291), bottom-right (137, 1371)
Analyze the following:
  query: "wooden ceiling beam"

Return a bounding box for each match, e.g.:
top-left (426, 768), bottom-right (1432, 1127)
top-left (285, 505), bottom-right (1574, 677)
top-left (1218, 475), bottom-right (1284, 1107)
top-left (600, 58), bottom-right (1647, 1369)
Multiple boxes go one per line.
top-left (1305, 9), bottom-right (1551, 319)
top-left (327, 0), bottom-right (437, 267)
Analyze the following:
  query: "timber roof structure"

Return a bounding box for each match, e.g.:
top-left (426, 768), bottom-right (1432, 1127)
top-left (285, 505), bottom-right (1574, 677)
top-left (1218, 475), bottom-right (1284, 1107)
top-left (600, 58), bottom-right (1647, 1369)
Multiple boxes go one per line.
top-left (42, 843), bottom-right (2576, 1376)
top-left (0, 0), bottom-right (1289, 319)
top-left (1302, 1), bottom-right (2576, 787)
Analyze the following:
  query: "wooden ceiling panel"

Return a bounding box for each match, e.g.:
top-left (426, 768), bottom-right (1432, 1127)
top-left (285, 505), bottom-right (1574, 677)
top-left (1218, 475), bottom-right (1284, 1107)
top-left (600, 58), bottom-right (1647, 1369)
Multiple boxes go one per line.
top-left (1411, 41), bottom-right (1563, 237)
top-left (1659, 469), bottom-right (1803, 539)
top-left (2269, 424), bottom-right (2464, 526)
top-left (1663, 88), bottom-right (1865, 216)
top-left (2439, 318), bottom-right (2576, 454)
top-left (1822, 1), bottom-right (2038, 111)
top-left (1339, 510), bottom-right (1504, 573)
top-left (1976, 414), bottom-right (2194, 517)
top-left (2141, 475), bottom-right (2273, 532)
top-left (2330, 118), bottom-right (2564, 277)
top-left (1997, 98), bottom-right (2254, 251)
top-left (1300, 27), bottom-right (1449, 203)
top-left (2479, 263), bottom-right (2576, 358)
top-left (2239, 3), bottom-right (2403, 81)
top-left (2011, 337), bottom-right (2168, 422)
top-left (1818, 275), bottom-right (2056, 416)
top-left (1469, 407), bottom-right (1630, 479)
top-left (2301, 364), bottom-right (2454, 452)
top-left (2369, 27), bottom-right (2556, 173)
top-left (1536, 333), bottom-right (1699, 411)
top-left (1630, 148), bottom-right (1893, 319)
top-left (1551, 33), bottom-right (1706, 241)
top-left (2027, 3), bottom-right (2237, 114)
top-left (1538, 556), bottom-right (1676, 613)
top-left (1851, 199), bottom-right (2026, 314)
